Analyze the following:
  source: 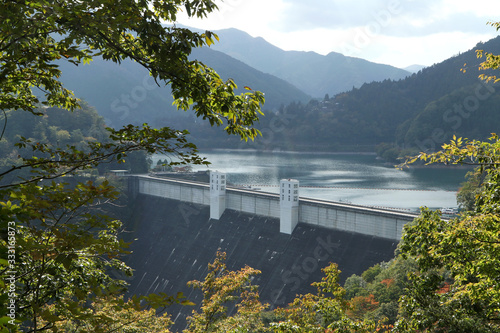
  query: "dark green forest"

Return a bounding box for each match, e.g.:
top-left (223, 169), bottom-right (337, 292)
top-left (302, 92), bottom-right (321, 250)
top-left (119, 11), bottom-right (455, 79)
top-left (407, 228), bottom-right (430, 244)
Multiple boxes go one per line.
top-left (0, 104), bottom-right (149, 184)
top-left (172, 36), bottom-right (500, 157)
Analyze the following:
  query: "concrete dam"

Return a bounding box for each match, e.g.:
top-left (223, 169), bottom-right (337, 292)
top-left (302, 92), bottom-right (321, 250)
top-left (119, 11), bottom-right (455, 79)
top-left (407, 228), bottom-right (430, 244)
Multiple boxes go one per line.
top-left (124, 173), bottom-right (417, 329)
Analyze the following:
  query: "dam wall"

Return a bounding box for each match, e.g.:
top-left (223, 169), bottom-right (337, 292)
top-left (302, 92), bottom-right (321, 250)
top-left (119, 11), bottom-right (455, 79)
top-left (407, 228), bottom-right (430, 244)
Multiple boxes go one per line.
top-left (136, 176), bottom-right (211, 205)
top-left (129, 175), bottom-right (416, 241)
top-left (125, 195), bottom-right (400, 330)
top-left (299, 198), bottom-right (411, 240)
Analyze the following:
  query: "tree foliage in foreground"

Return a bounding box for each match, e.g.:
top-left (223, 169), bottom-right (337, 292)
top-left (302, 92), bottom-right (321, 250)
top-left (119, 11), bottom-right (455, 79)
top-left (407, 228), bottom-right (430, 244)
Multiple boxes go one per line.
top-left (41, 295), bottom-right (174, 333)
top-left (343, 257), bottom-right (417, 326)
top-left (357, 27), bottom-right (500, 331)
top-left (0, 0), bottom-right (264, 139)
top-left (0, 0), bottom-right (264, 332)
top-left (184, 251), bottom-right (267, 333)
top-left (393, 135), bottom-right (500, 332)
top-left (477, 21), bottom-right (500, 84)
top-left (393, 32), bottom-right (500, 332)
top-left (183, 255), bottom-right (389, 332)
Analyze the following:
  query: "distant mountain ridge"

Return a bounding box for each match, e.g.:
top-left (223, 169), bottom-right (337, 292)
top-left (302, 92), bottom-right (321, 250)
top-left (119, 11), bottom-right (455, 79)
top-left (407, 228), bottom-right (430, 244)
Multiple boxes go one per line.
top-left (57, 44), bottom-right (310, 128)
top-left (189, 47), bottom-right (310, 108)
top-left (403, 64), bottom-right (426, 73)
top-left (54, 25), bottom-right (420, 131)
top-left (53, 24), bottom-right (492, 154)
top-left (240, 35), bottom-right (500, 153)
top-left (207, 28), bottom-right (411, 97)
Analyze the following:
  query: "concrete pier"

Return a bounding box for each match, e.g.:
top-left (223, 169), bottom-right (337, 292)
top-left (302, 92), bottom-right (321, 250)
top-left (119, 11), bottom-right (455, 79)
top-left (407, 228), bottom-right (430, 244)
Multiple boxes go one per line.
top-left (210, 171), bottom-right (226, 220)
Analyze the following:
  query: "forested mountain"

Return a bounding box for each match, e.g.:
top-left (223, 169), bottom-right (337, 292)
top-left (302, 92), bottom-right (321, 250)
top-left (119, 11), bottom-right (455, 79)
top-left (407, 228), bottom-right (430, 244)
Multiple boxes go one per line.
top-left (232, 36), bottom-right (500, 154)
top-left (56, 46), bottom-right (310, 129)
top-left (207, 28), bottom-right (411, 97)
top-left (0, 104), bottom-right (108, 157)
top-left (48, 29), bottom-right (500, 154)
top-left (52, 26), bottom-right (418, 145)
top-left (190, 47), bottom-right (310, 110)
top-left (333, 36), bottom-right (500, 151)
top-left (398, 84), bottom-right (500, 150)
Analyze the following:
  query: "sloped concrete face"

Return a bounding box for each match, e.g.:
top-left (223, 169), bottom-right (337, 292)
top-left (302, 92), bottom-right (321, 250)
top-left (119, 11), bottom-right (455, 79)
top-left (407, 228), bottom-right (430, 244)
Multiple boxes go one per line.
top-left (123, 194), bottom-right (398, 330)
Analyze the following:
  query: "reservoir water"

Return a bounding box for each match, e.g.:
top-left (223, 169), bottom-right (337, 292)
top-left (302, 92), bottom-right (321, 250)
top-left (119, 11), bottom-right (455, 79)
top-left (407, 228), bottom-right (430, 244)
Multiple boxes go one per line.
top-left (160, 150), bottom-right (471, 212)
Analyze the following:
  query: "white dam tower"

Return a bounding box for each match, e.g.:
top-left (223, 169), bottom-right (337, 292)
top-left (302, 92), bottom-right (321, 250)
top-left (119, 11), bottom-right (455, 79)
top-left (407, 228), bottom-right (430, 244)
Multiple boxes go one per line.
top-left (210, 171), bottom-right (226, 220)
top-left (280, 178), bottom-right (299, 234)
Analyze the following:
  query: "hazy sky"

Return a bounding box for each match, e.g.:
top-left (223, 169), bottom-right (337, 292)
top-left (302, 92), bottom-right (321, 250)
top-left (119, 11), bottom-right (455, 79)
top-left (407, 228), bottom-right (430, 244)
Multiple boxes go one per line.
top-left (177, 0), bottom-right (500, 68)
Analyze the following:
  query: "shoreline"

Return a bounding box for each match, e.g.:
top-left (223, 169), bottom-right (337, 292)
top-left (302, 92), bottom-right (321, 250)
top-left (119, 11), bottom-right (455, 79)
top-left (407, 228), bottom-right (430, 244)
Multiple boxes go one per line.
top-left (200, 148), bottom-right (377, 156)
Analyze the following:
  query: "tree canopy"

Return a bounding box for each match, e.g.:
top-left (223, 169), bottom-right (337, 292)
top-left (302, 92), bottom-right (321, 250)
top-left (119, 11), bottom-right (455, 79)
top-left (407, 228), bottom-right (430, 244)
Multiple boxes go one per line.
top-left (394, 136), bottom-right (500, 332)
top-left (390, 29), bottom-right (500, 330)
top-left (0, 0), bottom-right (264, 141)
top-left (0, 1), bottom-right (264, 332)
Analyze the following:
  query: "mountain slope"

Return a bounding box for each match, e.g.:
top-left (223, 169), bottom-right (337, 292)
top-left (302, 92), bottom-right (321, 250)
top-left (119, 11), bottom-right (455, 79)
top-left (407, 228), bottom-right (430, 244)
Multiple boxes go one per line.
top-left (351, 36), bottom-right (500, 148)
top-left (190, 47), bottom-right (310, 108)
top-left (56, 46), bottom-right (310, 128)
top-left (208, 28), bottom-right (411, 97)
top-left (400, 83), bottom-right (500, 151)
top-left (235, 36), bottom-right (500, 152)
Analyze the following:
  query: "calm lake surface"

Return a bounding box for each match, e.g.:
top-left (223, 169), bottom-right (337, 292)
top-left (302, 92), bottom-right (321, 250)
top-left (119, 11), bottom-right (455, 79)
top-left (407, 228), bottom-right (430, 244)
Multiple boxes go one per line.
top-left (162, 150), bottom-right (471, 211)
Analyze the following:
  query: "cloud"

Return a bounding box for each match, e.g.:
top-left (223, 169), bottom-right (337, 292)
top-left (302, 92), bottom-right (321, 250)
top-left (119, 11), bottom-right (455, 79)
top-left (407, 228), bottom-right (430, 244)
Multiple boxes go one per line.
top-left (276, 0), bottom-right (498, 37)
top-left (383, 13), bottom-right (494, 37)
top-left (177, 0), bottom-right (500, 68)
top-left (277, 0), bottom-right (434, 31)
